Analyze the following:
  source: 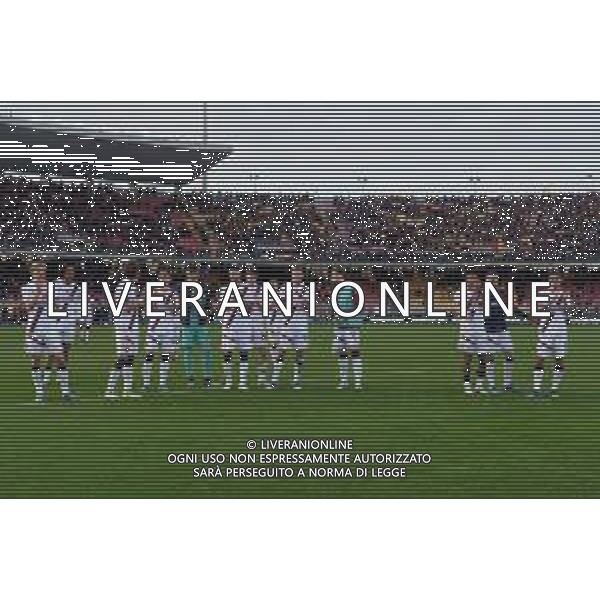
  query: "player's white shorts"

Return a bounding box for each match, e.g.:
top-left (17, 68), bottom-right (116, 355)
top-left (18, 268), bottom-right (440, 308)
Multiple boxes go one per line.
top-left (249, 316), bottom-right (269, 346)
top-left (457, 334), bottom-right (492, 354)
top-left (487, 331), bottom-right (514, 354)
top-left (331, 328), bottom-right (361, 353)
top-left (457, 316), bottom-right (490, 354)
top-left (114, 316), bottom-right (140, 355)
top-left (57, 319), bottom-right (77, 345)
top-left (24, 329), bottom-right (62, 356)
top-left (274, 323), bottom-right (309, 350)
top-left (146, 320), bottom-right (180, 354)
top-left (536, 330), bottom-right (568, 358)
top-left (221, 322), bottom-right (259, 352)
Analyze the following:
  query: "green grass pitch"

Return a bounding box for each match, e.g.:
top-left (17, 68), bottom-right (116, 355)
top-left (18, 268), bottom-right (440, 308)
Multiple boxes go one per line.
top-left (0, 323), bottom-right (598, 498)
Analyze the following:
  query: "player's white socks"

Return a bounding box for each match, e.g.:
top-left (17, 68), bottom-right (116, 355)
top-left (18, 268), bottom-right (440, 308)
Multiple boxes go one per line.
top-left (463, 364), bottom-right (472, 393)
top-left (31, 367), bottom-right (45, 398)
top-left (239, 360), bottom-right (248, 389)
top-left (504, 357), bottom-right (513, 389)
top-left (552, 365), bottom-right (564, 390)
top-left (142, 359), bottom-right (153, 388)
top-left (56, 368), bottom-right (70, 396)
top-left (351, 356), bottom-right (363, 388)
top-left (533, 367), bottom-right (544, 391)
top-left (476, 359), bottom-right (486, 392)
top-left (123, 365), bottom-right (133, 392)
top-left (475, 375), bottom-right (485, 392)
top-left (159, 358), bottom-right (170, 388)
top-left (106, 367), bottom-right (121, 393)
top-left (292, 361), bottom-right (303, 387)
top-left (256, 365), bottom-right (267, 386)
top-left (485, 360), bottom-right (495, 389)
top-left (223, 361), bottom-right (233, 387)
top-left (338, 356), bottom-right (349, 388)
top-left (271, 360), bottom-right (283, 386)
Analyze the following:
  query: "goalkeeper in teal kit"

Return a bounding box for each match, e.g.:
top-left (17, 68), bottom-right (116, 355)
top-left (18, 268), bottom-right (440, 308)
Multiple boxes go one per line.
top-left (331, 271), bottom-right (364, 390)
top-left (181, 267), bottom-right (213, 388)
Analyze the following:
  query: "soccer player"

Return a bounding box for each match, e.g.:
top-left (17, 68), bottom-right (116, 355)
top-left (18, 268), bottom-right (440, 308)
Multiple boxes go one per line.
top-left (331, 269), bottom-right (363, 390)
top-left (271, 266), bottom-right (310, 390)
top-left (245, 267), bottom-right (270, 387)
top-left (105, 262), bottom-right (142, 399)
top-left (53, 263), bottom-right (81, 364)
top-left (21, 262), bottom-right (70, 402)
top-left (78, 294), bottom-right (94, 342)
top-left (455, 273), bottom-right (488, 395)
top-left (532, 273), bottom-right (571, 397)
top-left (220, 267), bottom-right (251, 390)
top-left (483, 273), bottom-right (514, 393)
top-left (181, 265), bottom-right (213, 388)
top-left (142, 265), bottom-right (181, 392)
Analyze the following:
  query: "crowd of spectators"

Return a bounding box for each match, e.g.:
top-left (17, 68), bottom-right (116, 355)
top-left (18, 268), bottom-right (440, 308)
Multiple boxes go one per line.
top-left (2, 176), bottom-right (600, 261)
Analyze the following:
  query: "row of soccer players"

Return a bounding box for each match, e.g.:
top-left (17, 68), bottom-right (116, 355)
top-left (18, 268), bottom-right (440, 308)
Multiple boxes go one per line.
top-left (21, 262), bottom-right (364, 401)
top-left (457, 273), bottom-right (571, 397)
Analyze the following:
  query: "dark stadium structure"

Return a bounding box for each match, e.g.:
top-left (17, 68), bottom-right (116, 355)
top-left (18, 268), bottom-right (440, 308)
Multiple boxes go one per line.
top-left (0, 121), bottom-right (235, 256)
top-left (0, 121), bottom-right (232, 185)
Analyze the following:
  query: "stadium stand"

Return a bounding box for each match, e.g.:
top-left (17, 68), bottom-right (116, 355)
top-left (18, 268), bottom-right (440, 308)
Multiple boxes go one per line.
top-left (2, 176), bottom-right (600, 261)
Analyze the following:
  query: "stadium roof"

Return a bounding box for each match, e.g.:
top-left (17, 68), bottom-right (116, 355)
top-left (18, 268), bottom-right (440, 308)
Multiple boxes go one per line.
top-left (0, 122), bottom-right (232, 186)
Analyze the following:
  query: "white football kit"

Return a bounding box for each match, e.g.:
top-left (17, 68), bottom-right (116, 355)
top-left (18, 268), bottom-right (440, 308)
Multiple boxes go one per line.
top-left (22, 282), bottom-right (62, 356)
top-left (247, 285), bottom-right (269, 347)
top-left (53, 278), bottom-right (81, 345)
top-left (113, 280), bottom-right (140, 355)
top-left (220, 283), bottom-right (256, 352)
top-left (273, 285), bottom-right (310, 350)
top-left (536, 291), bottom-right (570, 358)
top-left (488, 331), bottom-right (514, 353)
top-left (456, 293), bottom-right (489, 354)
top-left (145, 287), bottom-right (181, 354)
top-left (331, 329), bottom-right (361, 353)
